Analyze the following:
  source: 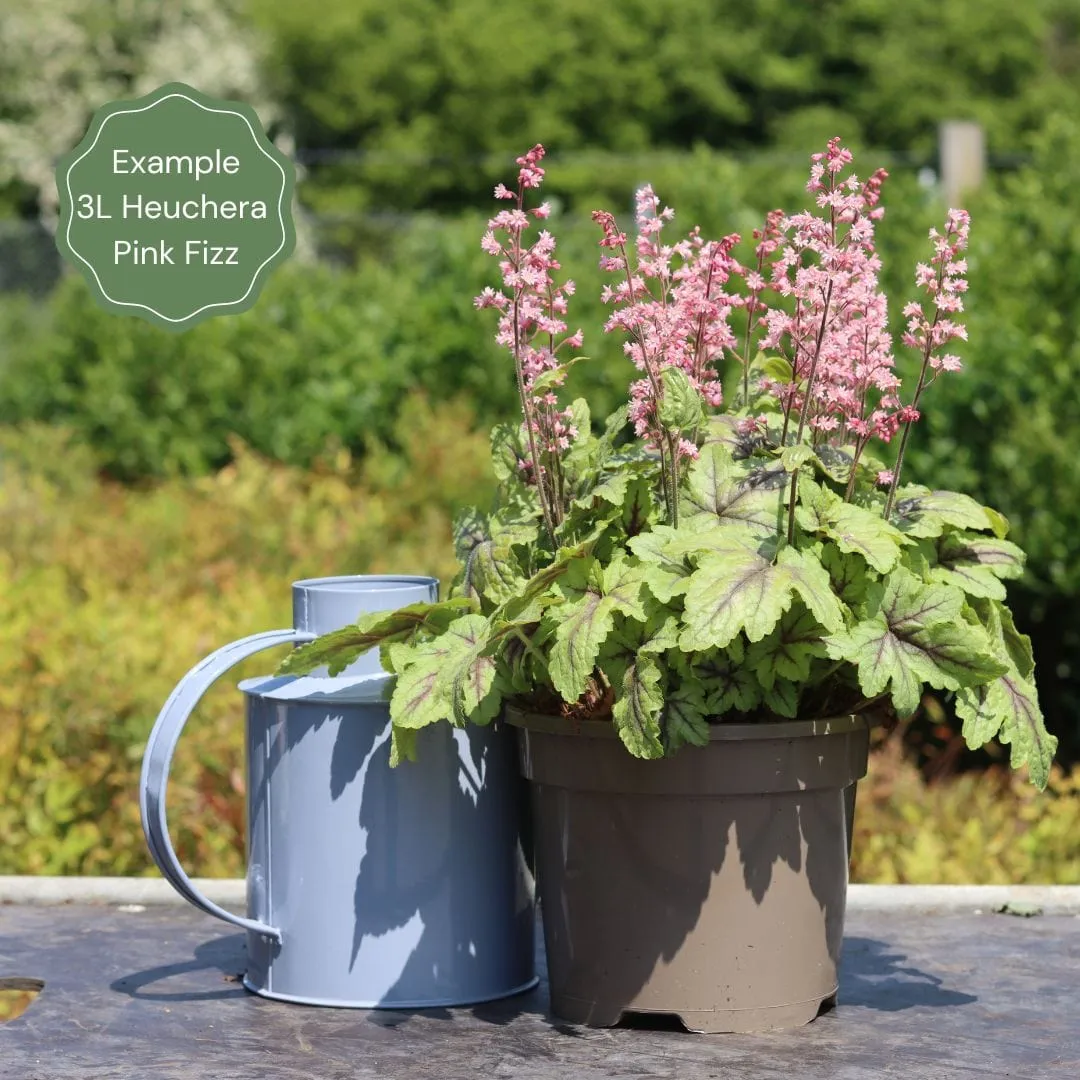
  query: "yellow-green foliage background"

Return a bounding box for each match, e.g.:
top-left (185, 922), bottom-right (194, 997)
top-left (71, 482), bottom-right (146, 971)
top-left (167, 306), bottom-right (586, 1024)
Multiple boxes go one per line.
top-left (2, 400), bottom-right (1077, 883)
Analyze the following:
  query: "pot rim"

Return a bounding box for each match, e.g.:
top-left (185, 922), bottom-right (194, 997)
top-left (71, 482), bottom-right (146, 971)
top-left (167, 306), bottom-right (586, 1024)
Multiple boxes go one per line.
top-left (291, 573), bottom-right (439, 592)
top-left (505, 706), bottom-right (864, 742)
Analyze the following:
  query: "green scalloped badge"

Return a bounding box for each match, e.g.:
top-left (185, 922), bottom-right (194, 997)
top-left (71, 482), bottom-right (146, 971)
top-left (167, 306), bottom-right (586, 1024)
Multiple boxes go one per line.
top-left (55, 82), bottom-right (295, 331)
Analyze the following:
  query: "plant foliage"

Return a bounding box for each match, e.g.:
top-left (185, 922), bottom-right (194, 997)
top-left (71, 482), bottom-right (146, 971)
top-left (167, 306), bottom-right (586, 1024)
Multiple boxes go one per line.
top-left (281, 142), bottom-right (1056, 786)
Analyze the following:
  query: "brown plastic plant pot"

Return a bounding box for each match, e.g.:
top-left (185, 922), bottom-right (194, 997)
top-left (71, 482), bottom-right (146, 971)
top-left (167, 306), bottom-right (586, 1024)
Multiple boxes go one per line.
top-left (507, 709), bottom-right (869, 1034)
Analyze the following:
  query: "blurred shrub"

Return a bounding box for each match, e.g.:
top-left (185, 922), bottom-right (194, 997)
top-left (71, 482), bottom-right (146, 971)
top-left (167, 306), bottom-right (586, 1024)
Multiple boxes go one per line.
top-left (0, 398), bottom-right (489, 875)
top-left (250, 0), bottom-right (1080, 213)
top-left (852, 727), bottom-right (1080, 884)
top-left (0, 224), bottom-right (518, 479)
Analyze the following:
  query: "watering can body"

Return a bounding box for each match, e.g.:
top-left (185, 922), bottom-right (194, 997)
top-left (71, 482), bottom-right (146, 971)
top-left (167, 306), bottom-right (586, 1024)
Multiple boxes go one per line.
top-left (140, 575), bottom-right (536, 1008)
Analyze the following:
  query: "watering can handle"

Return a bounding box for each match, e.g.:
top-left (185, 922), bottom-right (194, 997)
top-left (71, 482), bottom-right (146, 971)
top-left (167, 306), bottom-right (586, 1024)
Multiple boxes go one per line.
top-left (139, 628), bottom-right (315, 942)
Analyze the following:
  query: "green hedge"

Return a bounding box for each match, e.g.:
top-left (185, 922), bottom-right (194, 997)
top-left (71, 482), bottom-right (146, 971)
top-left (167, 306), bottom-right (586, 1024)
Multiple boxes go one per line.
top-left (250, 0), bottom-right (1080, 213)
top-left (0, 219), bottom-right (515, 478)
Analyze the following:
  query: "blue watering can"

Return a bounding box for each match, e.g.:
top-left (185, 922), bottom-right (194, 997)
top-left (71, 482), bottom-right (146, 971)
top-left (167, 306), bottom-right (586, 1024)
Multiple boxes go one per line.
top-left (140, 575), bottom-right (536, 1007)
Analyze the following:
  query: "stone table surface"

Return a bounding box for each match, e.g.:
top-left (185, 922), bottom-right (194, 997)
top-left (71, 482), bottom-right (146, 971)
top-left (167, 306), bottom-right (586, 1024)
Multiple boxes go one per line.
top-left (2, 900), bottom-right (1079, 1080)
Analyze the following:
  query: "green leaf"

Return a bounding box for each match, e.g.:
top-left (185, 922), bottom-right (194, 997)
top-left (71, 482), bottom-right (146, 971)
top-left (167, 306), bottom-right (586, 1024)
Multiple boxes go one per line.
top-left (530, 358), bottom-right (584, 396)
top-left (603, 404), bottom-right (630, 442)
top-left (389, 614), bottom-right (501, 730)
top-left (278, 598), bottom-right (475, 676)
top-left (890, 487), bottom-right (997, 539)
top-left (824, 568), bottom-right (1007, 716)
top-left (915, 490), bottom-right (997, 531)
top-left (996, 601), bottom-right (1036, 679)
top-left (679, 538), bottom-right (842, 653)
top-left (955, 599), bottom-right (1056, 789)
top-left (662, 681), bottom-right (710, 751)
top-left (447, 616), bottom-right (503, 726)
top-left (606, 608), bottom-right (681, 658)
top-left (798, 478), bottom-right (905, 573)
top-left (463, 533), bottom-right (527, 604)
top-left (389, 657), bottom-right (449, 730)
top-left (758, 353), bottom-right (794, 383)
top-left (389, 727), bottom-right (419, 767)
top-left (610, 655), bottom-right (664, 758)
top-left (745, 604), bottom-right (829, 690)
top-left (455, 509), bottom-right (540, 604)
top-left (548, 555), bottom-right (647, 700)
top-left (488, 537), bottom-right (596, 625)
top-left (824, 502), bottom-right (906, 574)
top-left (679, 443), bottom-right (784, 538)
top-left (628, 526), bottom-right (693, 602)
top-left (813, 445), bottom-right (857, 485)
top-left (956, 672), bottom-right (1054, 789)
top-left (763, 678), bottom-right (799, 717)
top-left (680, 441), bottom-right (731, 509)
top-left (574, 470), bottom-right (630, 510)
top-left (781, 443), bottom-right (815, 472)
top-left (899, 537), bottom-right (937, 579)
top-left (777, 545), bottom-right (846, 633)
top-left (983, 506), bottom-right (1011, 540)
top-left (679, 542), bottom-right (790, 651)
top-left (620, 476), bottom-right (657, 538)
top-left (703, 414), bottom-right (754, 456)
top-left (693, 650), bottom-right (761, 714)
top-left (490, 422), bottom-right (529, 483)
top-left (820, 544), bottom-right (869, 608)
top-left (932, 532), bottom-right (1026, 601)
top-left (658, 367), bottom-right (705, 431)
top-left (640, 560), bottom-right (692, 603)
top-left (995, 901), bottom-right (1043, 918)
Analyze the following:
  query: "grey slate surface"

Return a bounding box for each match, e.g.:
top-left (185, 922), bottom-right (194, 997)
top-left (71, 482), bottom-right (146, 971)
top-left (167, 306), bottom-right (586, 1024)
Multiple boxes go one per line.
top-left (1, 902), bottom-right (1078, 1079)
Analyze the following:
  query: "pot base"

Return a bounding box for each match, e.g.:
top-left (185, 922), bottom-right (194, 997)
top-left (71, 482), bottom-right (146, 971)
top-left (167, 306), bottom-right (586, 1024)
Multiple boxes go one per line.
top-left (551, 988), bottom-right (838, 1034)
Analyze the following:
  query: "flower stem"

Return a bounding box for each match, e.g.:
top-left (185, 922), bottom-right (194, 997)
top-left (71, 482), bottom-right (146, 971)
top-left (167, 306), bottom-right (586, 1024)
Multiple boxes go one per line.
top-left (883, 305), bottom-right (944, 518)
top-left (512, 295), bottom-right (558, 546)
top-left (786, 279), bottom-right (834, 544)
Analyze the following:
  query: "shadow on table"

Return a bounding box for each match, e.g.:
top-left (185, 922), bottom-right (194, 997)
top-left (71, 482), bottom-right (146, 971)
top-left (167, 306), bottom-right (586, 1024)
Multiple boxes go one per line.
top-left (110, 933), bottom-right (247, 1003)
top-left (840, 936), bottom-right (977, 1011)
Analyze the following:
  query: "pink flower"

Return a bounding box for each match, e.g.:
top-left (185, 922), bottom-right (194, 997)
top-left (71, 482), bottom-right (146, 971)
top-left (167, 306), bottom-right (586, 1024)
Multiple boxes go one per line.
top-left (751, 142), bottom-right (903, 447)
top-left (876, 470), bottom-right (895, 487)
top-left (516, 144), bottom-right (546, 189)
top-left (594, 190), bottom-right (740, 447)
top-left (901, 209), bottom-right (971, 386)
top-left (475, 145), bottom-right (582, 524)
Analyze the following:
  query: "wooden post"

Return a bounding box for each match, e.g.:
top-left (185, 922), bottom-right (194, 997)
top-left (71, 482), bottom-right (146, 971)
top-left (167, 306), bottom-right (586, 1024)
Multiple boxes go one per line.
top-left (939, 121), bottom-right (986, 207)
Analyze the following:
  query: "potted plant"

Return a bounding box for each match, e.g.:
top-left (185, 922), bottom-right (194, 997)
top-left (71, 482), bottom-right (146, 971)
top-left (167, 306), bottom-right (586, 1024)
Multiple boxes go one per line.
top-left (280, 140), bottom-right (1055, 1032)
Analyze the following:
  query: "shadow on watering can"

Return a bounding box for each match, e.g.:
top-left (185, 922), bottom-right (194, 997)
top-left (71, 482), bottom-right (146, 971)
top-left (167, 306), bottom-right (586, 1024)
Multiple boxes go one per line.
top-left (141, 575), bottom-right (536, 1010)
top-left (348, 725), bottom-right (512, 999)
